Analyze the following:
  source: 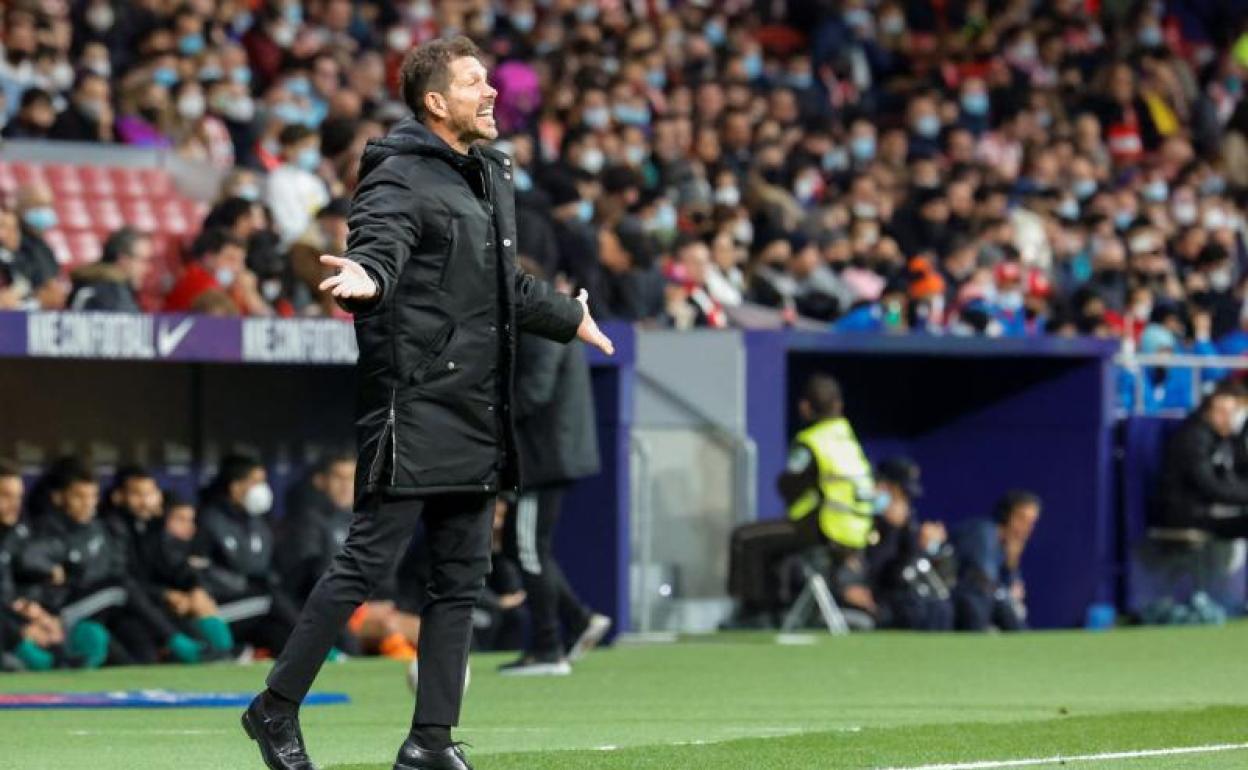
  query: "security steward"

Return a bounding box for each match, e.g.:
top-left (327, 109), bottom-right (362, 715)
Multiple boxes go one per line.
top-left (727, 374), bottom-right (876, 624)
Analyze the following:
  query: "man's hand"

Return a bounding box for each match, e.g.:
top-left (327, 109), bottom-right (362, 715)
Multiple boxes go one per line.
top-left (575, 289), bottom-right (614, 356)
top-left (319, 255), bottom-right (378, 299)
top-left (49, 565), bottom-right (66, 586)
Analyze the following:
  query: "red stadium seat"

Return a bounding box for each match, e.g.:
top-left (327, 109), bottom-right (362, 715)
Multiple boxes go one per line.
top-left (66, 231), bottom-right (103, 265)
top-left (45, 164), bottom-right (84, 195)
top-left (42, 230), bottom-right (72, 266)
top-left (109, 167), bottom-right (149, 198)
top-left (54, 198), bottom-right (93, 230)
top-left (78, 165), bottom-right (117, 197)
top-left (86, 199), bottom-right (125, 230)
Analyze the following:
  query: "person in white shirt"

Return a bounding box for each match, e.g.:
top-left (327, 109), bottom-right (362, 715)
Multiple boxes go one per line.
top-left (265, 124), bottom-right (329, 249)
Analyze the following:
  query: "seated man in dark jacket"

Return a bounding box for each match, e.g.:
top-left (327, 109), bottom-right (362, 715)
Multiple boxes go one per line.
top-left (951, 490), bottom-right (1041, 632)
top-left (49, 71), bottom-right (114, 143)
top-left (197, 454), bottom-right (298, 655)
top-left (0, 461), bottom-right (64, 671)
top-left (1158, 382), bottom-right (1248, 538)
top-left (68, 227), bottom-right (151, 312)
top-left (22, 462), bottom-right (200, 665)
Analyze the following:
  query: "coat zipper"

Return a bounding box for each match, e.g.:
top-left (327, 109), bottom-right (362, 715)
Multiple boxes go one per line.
top-left (368, 388), bottom-right (397, 485)
top-left (388, 391), bottom-right (397, 486)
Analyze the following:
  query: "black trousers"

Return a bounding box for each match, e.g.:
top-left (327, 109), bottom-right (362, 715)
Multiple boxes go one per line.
top-left (727, 515), bottom-right (824, 612)
top-left (502, 485), bottom-right (591, 657)
top-left (267, 492), bottom-right (492, 727)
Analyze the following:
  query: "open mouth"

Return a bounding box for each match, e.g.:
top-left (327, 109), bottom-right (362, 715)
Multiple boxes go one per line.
top-left (477, 105), bottom-right (495, 119)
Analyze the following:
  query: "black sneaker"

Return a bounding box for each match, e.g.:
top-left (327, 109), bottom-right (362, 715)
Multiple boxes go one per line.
top-left (240, 692), bottom-right (318, 770)
top-left (497, 653), bottom-right (572, 677)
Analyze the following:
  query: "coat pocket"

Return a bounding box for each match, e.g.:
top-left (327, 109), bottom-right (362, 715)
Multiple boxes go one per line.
top-left (410, 320), bottom-right (457, 384)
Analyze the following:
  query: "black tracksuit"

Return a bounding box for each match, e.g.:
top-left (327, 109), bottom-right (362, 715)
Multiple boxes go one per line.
top-left (266, 118), bottom-right (584, 729)
top-left (1157, 416), bottom-right (1248, 538)
top-left (502, 336), bottom-right (601, 657)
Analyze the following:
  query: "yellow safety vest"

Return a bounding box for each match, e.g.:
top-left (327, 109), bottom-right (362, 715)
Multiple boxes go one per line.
top-left (787, 417), bottom-right (875, 548)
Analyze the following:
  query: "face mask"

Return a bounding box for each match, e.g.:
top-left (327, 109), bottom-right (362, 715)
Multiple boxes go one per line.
top-left (705, 21), bottom-right (726, 47)
top-left (1201, 175), bottom-right (1226, 196)
top-left (822, 149), bottom-right (848, 172)
top-left (742, 53), bottom-right (762, 81)
top-left (576, 2), bottom-right (599, 22)
top-left (286, 77), bottom-right (311, 98)
top-left (625, 145), bottom-right (647, 166)
top-left (199, 66), bottom-right (224, 82)
top-left (178, 34), bottom-right (205, 57)
top-left (998, 290), bottom-right (1024, 311)
top-left (873, 490), bottom-right (892, 514)
top-left (914, 114), bottom-right (941, 139)
top-left (613, 104), bottom-right (650, 126)
top-left (1138, 26), bottom-right (1163, 48)
top-left (261, 279), bottom-right (282, 302)
top-left (23, 207), bottom-right (58, 232)
top-left (272, 23), bottom-right (297, 48)
top-left (513, 167), bottom-right (533, 192)
top-left (1204, 209), bottom-right (1229, 230)
top-left (178, 93), bottom-right (205, 120)
top-left (153, 67), bottom-right (179, 88)
top-left (852, 202), bottom-right (878, 220)
top-left (84, 59), bottom-right (112, 78)
top-left (77, 99), bottom-right (105, 122)
top-left (1056, 198), bottom-right (1080, 221)
top-left (1114, 210), bottom-right (1135, 231)
top-left (87, 3), bottom-right (115, 31)
top-left (50, 62), bottom-right (74, 91)
top-left (646, 69), bottom-right (667, 90)
top-left (232, 66), bottom-right (253, 86)
top-left (1073, 178), bottom-right (1097, 201)
top-left (850, 135), bottom-right (876, 162)
top-left (881, 14), bottom-right (905, 35)
top-left (232, 11), bottom-right (255, 35)
top-left (284, 4), bottom-right (303, 25)
top-left (578, 147), bottom-right (605, 174)
top-left (215, 267), bottom-right (237, 287)
top-left (1142, 180), bottom-right (1168, 203)
top-left (961, 91), bottom-right (989, 117)
top-left (296, 147), bottom-right (321, 172)
top-left (844, 8), bottom-right (873, 29)
top-left (221, 95), bottom-right (256, 123)
top-left (274, 101), bottom-right (304, 125)
top-left (1132, 302), bottom-right (1153, 320)
top-left (787, 72), bottom-right (814, 90)
top-left (576, 199), bottom-right (594, 224)
top-left (242, 482), bottom-right (273, 517)
top-left (583, 106), bottom-right (610, 130)
top-left (236, 185), bottom-right (260, 202)
top-left (654, 203), bottom-right (677, 233)
top-left (714, 186), bottom-right (741, 207)
top-left (1011, 40), bottom-right (1038, 63)
top-left (1209, 267), bottom-right (1234, 292)
top-left (1172, 201), bottom-right (1197, 225)
top-left (512, 13), bottom-right (535, 33)
top-left (794, 175), bottom-right (819, 204)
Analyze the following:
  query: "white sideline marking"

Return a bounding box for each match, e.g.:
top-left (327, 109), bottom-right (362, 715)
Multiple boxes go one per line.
top-left (878, 742), bottom-right (1248, 770)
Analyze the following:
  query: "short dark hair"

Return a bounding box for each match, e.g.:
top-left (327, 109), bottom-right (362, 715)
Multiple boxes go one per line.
top-left (19, 87), bottom-right (52, 110)
top-left (803, 374), bottom-right (843, 419)
top-left (112, 464), bottom-right (153, 490)
top-left (993, 489), bottom-right (1041, 525)
top-left (203, 198), bottom-right (254, 231)
top-left (0, 459), bottom-right (20, 480)
top-left (190, 227), bottom-right (244, 260)
top-left (53, 460), bottom-right (96, 492)
top-left (278, 123), bottom-right (315, 147)
top-left (102, 226), bottom-right (144, 264)
top-left (399, 36), bottom-right (483, 123)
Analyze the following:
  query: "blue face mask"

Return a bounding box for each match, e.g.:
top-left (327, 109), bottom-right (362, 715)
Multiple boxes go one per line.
top-left (236, 185), bottom-right (260, 202)
top-left (613, 104), bottom-right (650, 126)
top-left (705, 21), bottom-right (726, 47)
top-left (742, 53), bottom-right (763, 81)
top-left (576, 199), bottom-right (594, 224)
top-left (286, 77), bottom-right (311, 97)
top-left (273, 101), bottom-right (304, 125)
top-left (199, 66), bottom-right (224, 82)
top-left (822, 149), bottom-right (848, 172)
top-left (961, 91), bottom-right (989, 117)
top-left (1114, 210), bottom-right (1135, 231)
top-left (232, 66), bottom-right (253, 86)
top-left (296, 147), bottom-right (321, 172)
top-left (178, 34), bottom-right (205, 56)
top-left (513, 167), bottom-right (533, 192)
top-left (654, 203), bottom-right (677, 233)
top-left (23, 207), bottom-right (58, 232)
top-left (1202, 175), bottom-right (1226, 196)
top-left (512, 13), bottom-right (535, 33)
top-left (1142, 180), bottom-right (1169, 203)
top-left (914, 114), bottom-right (941, 139)
top-left (1056, 198), bottom-right (1080, 221)
top-left (646, 69), bottom-right (667, 90)
top-left (215, 267), bottom-right (237, 287)
top-left (850, 135), bottom-right (876, 162)
top-left (1138, 26), bottom-right (1163, 48)
top-left (153, 67), bottom-right (180, 88)
top-left (1073, 178), bottom-right (1097, 201)
top-left (575, 2), bottom-right (598, 22)
top-left (284, 4), bottom-right (303, 25)
top-left (583, 106), bottom-right (610, 130)
top-left (787, 71), bottom-right (813, 90)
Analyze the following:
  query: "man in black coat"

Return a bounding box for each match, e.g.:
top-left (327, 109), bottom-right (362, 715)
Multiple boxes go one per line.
top-left (1157, 382), bottom-right (1248, 538)
top-left (49, 72), bottom-right (114, 143)
top-left (68, 227), bottom-right (150, 312)
top-left (244, 37), bottom-right (612, 770)
top-left (498, 324), bottom-right (611, 675)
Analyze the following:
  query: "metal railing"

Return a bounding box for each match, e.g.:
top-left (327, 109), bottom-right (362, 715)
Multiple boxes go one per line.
top-left (1115, 352), bottom-right (1248, 415)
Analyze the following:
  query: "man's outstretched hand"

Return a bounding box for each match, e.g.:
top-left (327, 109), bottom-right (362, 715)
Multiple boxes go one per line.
top-left (319, 255), bottom-right (378, 299)
top-left (576, 289), bottom-right (614, 356)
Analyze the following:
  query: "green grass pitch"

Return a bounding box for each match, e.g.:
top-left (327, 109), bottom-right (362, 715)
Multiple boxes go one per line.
top-left (1, 624), bottom-right (1246, 769)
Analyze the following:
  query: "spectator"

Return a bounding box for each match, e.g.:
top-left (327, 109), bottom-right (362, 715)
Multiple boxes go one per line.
top-left (115, 77), bottom-right (173, 148)
top-left (1157, 383), bottom-right (1248, 539)
top-left (14, 183), bottom-right (65, 311)
top-left (164, 227), bottom-right (269, 316)
top-left (952, 490), bottom-right (1042, 632)
top-left (49, 72), bottom-right (113, 142)
top-left (265, 124), bottom-right (330, 249)
top-left (2, 87), bottom-right (54, 139)
top-left (276, 455), bottom-right (356, 605)
top-left (68, 227), bottom-right (151, 312)
top-left (196, 454), bottom-right (299, 655)
top-left (288, 197), bottom-right (351, 316)
top-left (0, 208), bottom-right (25, 309)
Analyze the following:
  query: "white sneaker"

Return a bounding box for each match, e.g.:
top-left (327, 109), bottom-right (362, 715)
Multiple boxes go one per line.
top-left (567, 614), bottom-right (612, 663)
top-left (497, 656), bottom-right (572, 676)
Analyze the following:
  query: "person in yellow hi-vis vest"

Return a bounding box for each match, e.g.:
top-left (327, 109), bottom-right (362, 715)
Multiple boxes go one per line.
top-left (727, 374), bottom-right (877, 626)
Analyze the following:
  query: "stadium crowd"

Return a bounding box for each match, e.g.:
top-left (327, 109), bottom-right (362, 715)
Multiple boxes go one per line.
top-left (0, 1), bottom-right (1241, 352)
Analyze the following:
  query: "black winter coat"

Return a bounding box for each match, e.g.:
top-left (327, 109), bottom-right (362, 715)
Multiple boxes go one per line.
top-left (1157, 416), bottom-right (1248, 527)
top-left (23, 511), bottom-right (128, 610)
top-left (515, 336), bottom-right (600, 487)
top-left (345, 118), bottom-right (584, 499)
top-left (196, 499), bottom-right (280, 601)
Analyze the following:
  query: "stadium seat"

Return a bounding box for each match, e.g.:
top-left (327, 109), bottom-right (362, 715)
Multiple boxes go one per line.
top-left (45, 164), bottom-right (85, 196)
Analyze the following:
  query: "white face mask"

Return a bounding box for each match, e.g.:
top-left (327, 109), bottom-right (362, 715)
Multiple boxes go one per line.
top-left (242, 482), bottom-right (273, 517)
top-left (178, 93), bottom-right (206, 120)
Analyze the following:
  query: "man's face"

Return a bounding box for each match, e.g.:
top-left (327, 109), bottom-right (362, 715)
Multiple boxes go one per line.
top-left (119, 476), bottom-right (162, 521)
top-left (1004, 503), bottom-right (1040, 545)
top-left (324, 460), bottom-right (355, 511)
top-left (434, 56), bottom-right (498, 144)
top-left (0, 476), bottom-right (23, 527)
top-left (165, 504), bottom-right (196, 542)
top-left (22, 99), bottom-right (55, 130)
top-left (209, 243), bottom-right (246, 275)
top-left (1208, 394), bottom-right (1239, 437)
top-left (123, 236), bottom-right (154, 288)
top-left (61, 481), bottom-right (100, 524)
top-left (230, 467), bottom-right (266, 506)
top-left (880, 481), bottom-right (911, 527)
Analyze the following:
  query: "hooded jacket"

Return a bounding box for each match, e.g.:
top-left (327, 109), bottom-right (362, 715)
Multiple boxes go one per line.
top-left (68, 262), bottom-right (141, 313)
top-left (346, 117), bottom-right (583, 500)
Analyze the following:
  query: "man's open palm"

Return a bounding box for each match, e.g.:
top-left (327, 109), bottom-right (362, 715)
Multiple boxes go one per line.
top-left (576, 289), bottom-right (614, 356)
top-left (319, 255), bottom-right (378, 299)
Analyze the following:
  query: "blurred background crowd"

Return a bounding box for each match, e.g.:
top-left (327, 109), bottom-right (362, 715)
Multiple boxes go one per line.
top-left (0, 0), bottom-right (1247, 408)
